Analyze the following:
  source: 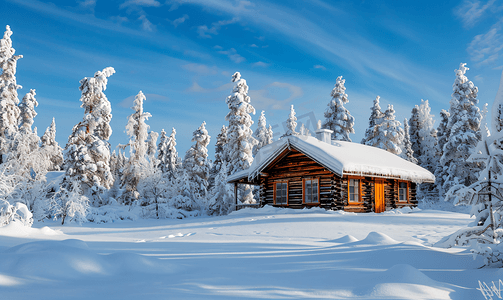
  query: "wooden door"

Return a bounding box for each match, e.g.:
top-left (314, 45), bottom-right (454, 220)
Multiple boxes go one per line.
top-left (375, 180), bottom-right (385, 213)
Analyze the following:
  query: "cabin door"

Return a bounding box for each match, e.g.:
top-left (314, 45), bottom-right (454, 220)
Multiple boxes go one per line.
top-left (375, 180), bottom-right (385, 213)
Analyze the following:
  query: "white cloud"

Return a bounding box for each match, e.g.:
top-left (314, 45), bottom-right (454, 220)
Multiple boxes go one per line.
top-left (218, 48), bottom-right (245, 63)
top-left (313, 65), bottom-right (326, 70)
top-left (454, 0), bottom-right (496, 28)
top-left (172, 14), bottom-right (188, 27)
top-left (182, 63), bottom-right (218, 74)
top-left (250, 44), bottom-right (258, 48)
top-left (186, 82), bottom-right (234, 93)
top-left (120, 0), bottom-right (161, 9)
top-left (249, 82), bottom-right (304, 110)
top-left (78, 0), bottom-right (96, 12)
top-left (197, 17), bottom-right (239, 38)
top-left (138, 14), bottom-right (155, 31)
top-left (468, 20), bottom-right (503, 66)
top-left (253, 61), bottom-right (269, 67)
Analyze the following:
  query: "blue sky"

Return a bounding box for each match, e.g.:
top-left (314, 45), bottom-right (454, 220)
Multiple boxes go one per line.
top-left (2, 0), bottom-right (503, 158)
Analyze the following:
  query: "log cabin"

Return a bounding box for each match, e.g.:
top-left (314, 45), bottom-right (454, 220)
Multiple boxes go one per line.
top-left (227, 128), bottom-right (435, 213)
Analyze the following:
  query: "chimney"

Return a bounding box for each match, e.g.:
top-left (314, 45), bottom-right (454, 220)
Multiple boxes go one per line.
top-left (315, 120), bottom-right (333, 143)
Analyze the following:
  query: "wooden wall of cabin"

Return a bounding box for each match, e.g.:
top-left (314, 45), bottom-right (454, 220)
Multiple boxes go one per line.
top-left (259, 149), bottom-right (335, 209)
top-left (342, 177), bottom-right (373, 213)
top-left (393, 181), bottom-right (418, 209)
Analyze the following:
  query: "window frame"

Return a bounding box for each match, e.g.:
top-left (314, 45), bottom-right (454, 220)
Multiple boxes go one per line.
top-left (347, 176), bottom-right (363, 204)
top-left (273, 180), bottom-right (289, 206)
top-left (398, 181), bottom-right (409, 202)
top-left (302, 178), bottom-right (320, 205)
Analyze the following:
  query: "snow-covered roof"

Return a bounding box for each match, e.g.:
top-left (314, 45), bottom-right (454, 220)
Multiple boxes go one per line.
top-left (228, 135), bottom-right (435, 184)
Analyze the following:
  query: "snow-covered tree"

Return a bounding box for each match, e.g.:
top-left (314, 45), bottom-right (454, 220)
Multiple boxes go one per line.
top-left (440, 63), bottom-right (483, 198)
top-left (225, 72), bottom-right (257, 204)
top-left (63, 67), bottom-right (115, 204)
top-left (408, 105), bottom-right (421, 159)
top-left (183, 121), bottom-right (211, 201)
top-left (0, 25), bottom-right (22, 163)
top-left (18, 89), bottom-right (38, 134)
top-left (146, 130), bottom-right (158, 162)
top-left (157, 127), bottom-right (180, 178)
top-left (284, 105), bottom-right (298, 136)
top-left (40, 118), bottom-right (63, 171)
top-left (207, 162), bottom-right (234, 216)
top-left (253, 111), bottom-right (273, 155)
top-left (434, 109), bottom-right (450, 197)
top-left (322, 76), bottom-right (355, 141)
top-left (369, 104), bottom-right (404, 155)
top-left (121, 91), bottom-right (152, 205)
top-left (361, 96), bottom-right (384, 145)
top-left (50, 178), bottom-right (89, 225)
top-left (401, 118), bottom-right (417, 164)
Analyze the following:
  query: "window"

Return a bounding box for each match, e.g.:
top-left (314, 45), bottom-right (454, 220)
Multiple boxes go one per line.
top-left (399, 182), bottom-right (408, 202)
top-left (303, 178), bottom-right (319, 204)
top-left (274, 181), bottom-right (288, 205)
top-left (348, 178), bottom-right (361, 203)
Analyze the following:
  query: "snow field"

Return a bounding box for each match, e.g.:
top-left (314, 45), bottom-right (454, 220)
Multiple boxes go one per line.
top-left (0, 207), bottom-right (492, 299)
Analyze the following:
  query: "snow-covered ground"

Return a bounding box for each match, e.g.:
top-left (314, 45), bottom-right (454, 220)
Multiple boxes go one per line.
top-left (0, 206), bottom-right (495, 299)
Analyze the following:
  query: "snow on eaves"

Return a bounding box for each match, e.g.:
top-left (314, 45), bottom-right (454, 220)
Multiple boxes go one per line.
top-left (228, 135), bottom-right (435, 184)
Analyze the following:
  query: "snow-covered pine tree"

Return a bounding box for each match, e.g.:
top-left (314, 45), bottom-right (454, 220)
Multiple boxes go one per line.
top-left (8, 89), bottom-right (43, 176)
top-left (253, 111), bottom-right (273, 156)
top-left (0, 25), bottom-right (22, 164)
top-left (412, 100), bottom-right (439, 198)
top-left (40, 118), bottom-right (63, 171)
top-left (401, 118), bottom-right (417, 164)
top-left (284, 105), bottom-right (298, 136)
top-left (183, 121), bottom-right (211, 201)
top-left (441, 63), bottom-right (483, 199)
top-left (62, 67), bottom-right (115, 205)
top-left (361, 96), bottom-right (384, 145)
top-left (207, 162), bottom-right (234, 216)
top-left (434, 109), bottom-right (450, 197)
top-left (157, 127), bottom-right (179, 178)
top-left (121, 91), bottom-right (152, 205)
top-left (146, 130), bottom-right (158, 163)
top-left (322, 76), bottom-right (355, 141)
top-left (225, 72), bottom-right (257, 204)
top-left (408, 105), bottom-right (421, 159)
top-left (371, 104), bottom-right (404, 155)
top-left (212, 125), bottom-right (228, 176)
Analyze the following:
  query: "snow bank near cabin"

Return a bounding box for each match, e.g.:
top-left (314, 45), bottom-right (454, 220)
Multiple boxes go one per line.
top-left (0, 239), bottom-right (176, 280)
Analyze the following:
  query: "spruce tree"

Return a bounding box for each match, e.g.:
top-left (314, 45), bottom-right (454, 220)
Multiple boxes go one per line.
top-left (0, 26), bottom-right (22, 163)
top-left (63, 67), bottom-right (115, 204)
top-left (40, 118), bottom-right (63, 171)
top-left (225, 72), bottom-right (257, 204)
top-left (376, 104), bottom-right (404, 155)
top-left (284, 105), bottom-right (298, 136)
top-left (253, 111), bottom-right (273, 156)
top-left (434, 109), bottom-right (450, 197)
top-left (121, 91), bottom-right (152, 205)
top-left (322, 76), bottom-right (354, 141)
top-left (361, 96), bottom-right (384, 145)
top-left (183, 121), bottom-right (211, 201)
top-left (440, 63), bottom-right (483, 198)
top-left (157, 127), bottom-right (179, 178)
top-left (401, 118), bottom-right (417, 164)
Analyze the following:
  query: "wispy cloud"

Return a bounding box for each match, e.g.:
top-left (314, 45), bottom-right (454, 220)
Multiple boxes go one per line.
top-left (467, 20), bottom-right (503, 66)
top-left (77, 0), bottom-right (96, 13)
top-left (172, 14), bottom-right (189, 27)
top-left (138, 14), bottom-right (155, 31)
top-left (182, 63), bottom-right (218, 74)
top-left (186, 82), bottom-right (234, 93)
top-left (120, 0), bottom-right (161, 9)
top-left (218, 48), bottom-right (245, 63)
top-left (253, 61), bottom-right (269, 67)
top-left (313, 65), bottom-right (326, 70)
top-left (197, 17), bottom-right (239, 38)
top-left (249, 82), bottom-right (303, 110)
top-left (454, 0), bottom-right (496, 28)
